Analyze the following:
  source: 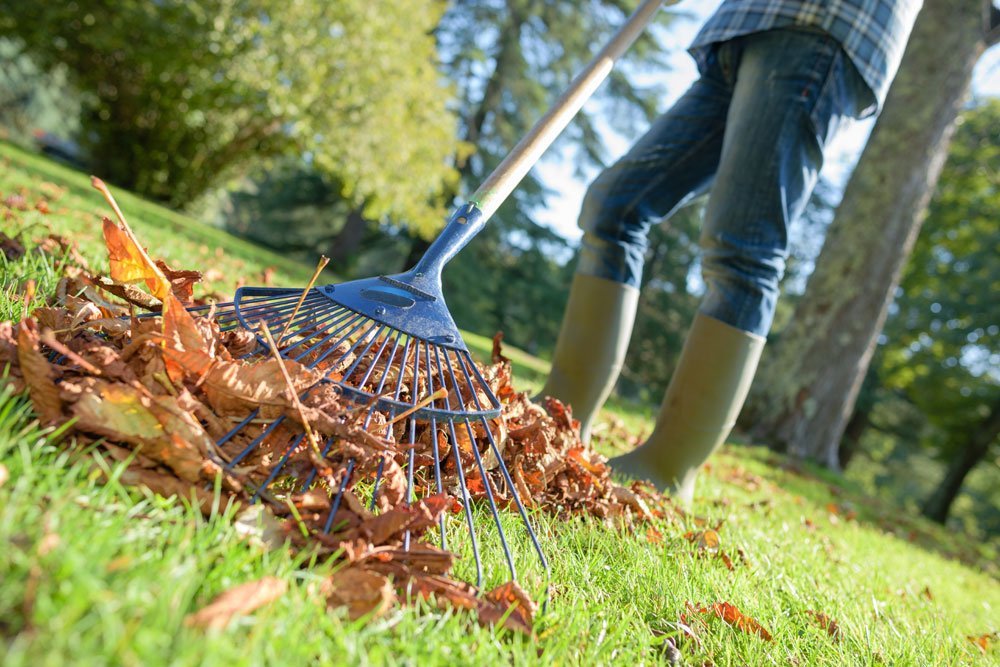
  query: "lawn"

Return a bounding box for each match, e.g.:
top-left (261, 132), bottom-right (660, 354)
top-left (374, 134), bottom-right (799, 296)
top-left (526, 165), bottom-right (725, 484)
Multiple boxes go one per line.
top-left (1, 141), bottom-right (998, 666)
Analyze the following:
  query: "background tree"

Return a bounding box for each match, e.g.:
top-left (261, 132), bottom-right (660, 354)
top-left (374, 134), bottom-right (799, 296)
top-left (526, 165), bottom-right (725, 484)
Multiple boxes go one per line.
top-left (0, 0), bottom-right (459, 231)
top-left (741, 0), bottom-right (1000, 468)
top-left (877, 101), bottom-right (1000, 524)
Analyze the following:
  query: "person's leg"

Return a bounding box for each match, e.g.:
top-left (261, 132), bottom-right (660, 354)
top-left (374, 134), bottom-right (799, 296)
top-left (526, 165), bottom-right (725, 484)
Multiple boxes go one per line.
top-left (541, 61), bottom-right (732, 442)
top-left (611, 28), bottom-right (870, 501)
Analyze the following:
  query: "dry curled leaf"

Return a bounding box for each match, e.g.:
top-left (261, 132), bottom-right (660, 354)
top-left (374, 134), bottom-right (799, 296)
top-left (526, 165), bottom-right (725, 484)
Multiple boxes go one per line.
top-left (322, 566), bottom-right (396, 620)
top-left (1, 231), bottom-right (25, 260)
top-left (805, 609), bottom-right (842, 640)
top-left (16, 319), bottom-right (62, 423)
top-left (185, 577), bottom-right (287, 630)
top-left (481, 580), bottom-right (537, 634)
top-left (686, 601), bottom-right (772, 642)
top-left (102, 215), bottom-right (170, 300)
top-left (968, 632), bottom-right (997, 655)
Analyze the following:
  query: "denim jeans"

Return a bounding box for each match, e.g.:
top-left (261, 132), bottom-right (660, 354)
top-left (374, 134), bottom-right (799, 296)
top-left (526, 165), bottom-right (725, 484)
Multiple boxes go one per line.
top-left (575, 27), bottom-right (870, 337)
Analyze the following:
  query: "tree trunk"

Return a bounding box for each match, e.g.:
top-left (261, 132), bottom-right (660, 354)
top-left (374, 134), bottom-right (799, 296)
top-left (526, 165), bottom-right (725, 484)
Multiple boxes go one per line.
top-left (740, 0), bottom-right (989, 468)
top-left (921, 399), bottom-right (1000, 523)
top-left (326, 206), bottom-right (369, 267)
top-left (838, 405), bottom-right (870, 469)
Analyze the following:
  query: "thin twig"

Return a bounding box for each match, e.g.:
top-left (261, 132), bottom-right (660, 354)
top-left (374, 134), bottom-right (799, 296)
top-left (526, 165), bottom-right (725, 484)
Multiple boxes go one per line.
top-left (258, 321), bottom-right (324, 460)
top-left (22, 278), bottom-right (36, 320)
top-left (388, 387), bottom-right (449, 426)
top-left (277, 255), bottom-right (330, 345)
top-left (39, 330), bottom-right (102, 375)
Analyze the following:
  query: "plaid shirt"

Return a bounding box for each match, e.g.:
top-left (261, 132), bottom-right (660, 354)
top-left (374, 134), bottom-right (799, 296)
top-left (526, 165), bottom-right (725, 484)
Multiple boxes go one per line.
top-left (689, 0), bottom-right (923, 117)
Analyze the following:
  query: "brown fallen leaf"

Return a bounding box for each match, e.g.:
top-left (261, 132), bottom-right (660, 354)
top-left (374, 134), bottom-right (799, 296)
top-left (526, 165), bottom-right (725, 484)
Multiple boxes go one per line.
top-left (696, 529), bottom-right (720, 554)
top-left (1, 231), bottom-right (25, 260)
top-left (16, 319), bottom-right (63, 423)
top-left (968, 632), bottom-right (997, 655)
top-left (805, 609), bottom-right (842, 641)
top-left (322, 566), bottom-right (396, 620)
top-left (687, 601), bottom-right (772, 641)
top-left (482, 580), bottom-right (537, 634)
top-left (116, 464), bottom-right (221, 516)
top-left (71, 381), bottom-right (220, 484)
top-left (185, 577), bottom-right (287, 630)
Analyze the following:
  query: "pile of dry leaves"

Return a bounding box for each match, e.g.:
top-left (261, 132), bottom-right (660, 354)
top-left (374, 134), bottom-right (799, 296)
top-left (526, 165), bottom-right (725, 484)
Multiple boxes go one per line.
top-left (0, 179), bottom-right (671, 634)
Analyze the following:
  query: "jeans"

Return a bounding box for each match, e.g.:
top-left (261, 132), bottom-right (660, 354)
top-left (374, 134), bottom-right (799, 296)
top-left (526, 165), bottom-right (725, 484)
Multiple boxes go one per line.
top-left (575, 27), bottom-right (870, 337)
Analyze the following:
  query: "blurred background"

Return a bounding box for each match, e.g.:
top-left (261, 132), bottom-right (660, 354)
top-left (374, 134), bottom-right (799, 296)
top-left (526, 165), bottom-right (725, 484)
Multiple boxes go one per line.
top-left (0, 0), bottom-right (997, 541)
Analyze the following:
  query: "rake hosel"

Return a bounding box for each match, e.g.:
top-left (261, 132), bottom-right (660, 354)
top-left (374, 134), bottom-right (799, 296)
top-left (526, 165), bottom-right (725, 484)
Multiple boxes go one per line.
top-left (410, 203), bottom-right (485, 280)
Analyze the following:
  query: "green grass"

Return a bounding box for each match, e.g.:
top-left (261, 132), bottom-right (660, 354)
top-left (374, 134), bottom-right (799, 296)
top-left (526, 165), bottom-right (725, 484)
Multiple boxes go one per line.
top-left (2, 144), bottom-right (998, 666)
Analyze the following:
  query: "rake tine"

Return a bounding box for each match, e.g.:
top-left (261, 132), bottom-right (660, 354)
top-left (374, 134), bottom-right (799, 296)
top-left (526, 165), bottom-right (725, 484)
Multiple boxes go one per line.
top-left (401, 338), bottom-right (424, 551)
top-left (322, 459), bottom-right (355, 534)
top-left (480, 415), bottom-right (549, 572)
top-left (370, 335), bottom-right (414, 510)
top-left (252, 299), bottom-right (344, 344)
top-left (453, 351), bottom-right (550, 575)
top-left (337, 321), bottom-right (387, 380)
top-left (217, 408), bottom-right (264, 447)
top-left (361, 329), bottom-right (405, 424)
top-left (353, 326), bottom-right (397, 390)
top-left (300, 435), bottom-right (339, 491)
top-left (226, 414), bottom-right (287, 467)
top-left (445, 418), bottom-right (484, 588)
top-left (427, 345), bottom-right (448, 548)
top-left (403, 415), bottom-right (418, 551)
top-left (430, 345), bottom-right (486, 587)
top-left (304, 313), bottom-right (373, 370)
top-left (286, 308), bottom-right (358, 360)
top-left (445, 348), bottom-right (518, 580)
top-left (251, 433), bottom-right (306, 502)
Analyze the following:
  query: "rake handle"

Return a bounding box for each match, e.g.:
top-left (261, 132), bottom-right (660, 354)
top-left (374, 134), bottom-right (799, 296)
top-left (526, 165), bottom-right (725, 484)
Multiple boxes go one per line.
top-left (412, 0), bottom-right (673, 279)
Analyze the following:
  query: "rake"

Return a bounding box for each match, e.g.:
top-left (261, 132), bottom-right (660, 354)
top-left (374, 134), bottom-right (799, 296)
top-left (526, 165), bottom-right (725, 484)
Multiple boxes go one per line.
top-left (192, 0), bottom-right (671, 588)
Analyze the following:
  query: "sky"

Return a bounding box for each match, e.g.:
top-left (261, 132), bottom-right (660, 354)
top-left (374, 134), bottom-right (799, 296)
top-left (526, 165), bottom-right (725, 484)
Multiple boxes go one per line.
top-left (533, 0), bottom-right (1000, 244)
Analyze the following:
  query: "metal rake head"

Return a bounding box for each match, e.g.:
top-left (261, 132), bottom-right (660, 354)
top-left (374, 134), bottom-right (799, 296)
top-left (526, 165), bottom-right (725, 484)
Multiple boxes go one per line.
top-left (189, 280), bottom-right (549, 588)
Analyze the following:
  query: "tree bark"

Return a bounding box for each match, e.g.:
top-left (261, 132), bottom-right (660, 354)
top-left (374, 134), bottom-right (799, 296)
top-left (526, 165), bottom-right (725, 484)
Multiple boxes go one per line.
top-left (838, 405), bottom-right (869, 469)
top-left (921, 399), bottom-right (1000, 523)
top-left (326, 206), bottom-right (369, 267)
top-left (740, 0), bottom-right (989, 468)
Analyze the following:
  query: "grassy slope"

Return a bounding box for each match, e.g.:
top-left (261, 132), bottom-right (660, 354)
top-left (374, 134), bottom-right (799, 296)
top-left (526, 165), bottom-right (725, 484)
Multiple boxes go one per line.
top-left (1, 142), bottom-right (998, 666)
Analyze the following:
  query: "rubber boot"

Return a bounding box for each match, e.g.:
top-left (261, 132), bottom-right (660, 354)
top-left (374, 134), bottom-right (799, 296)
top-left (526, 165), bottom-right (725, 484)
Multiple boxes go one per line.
top-left (539, 273), bottom-right (640, 443)
top-left (609, 313), bottom-right (765, 504)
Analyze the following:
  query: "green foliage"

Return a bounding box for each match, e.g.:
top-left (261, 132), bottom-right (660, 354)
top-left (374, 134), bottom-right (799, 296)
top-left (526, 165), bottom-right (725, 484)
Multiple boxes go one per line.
top-left (0, 39), bottom-right (79, 140)
top-left (0, 0), bottom-right (460, 232)
top-left (848, 100), bottom-right (1000, 535)
top-left (880, 100), bottom-right (999, 440)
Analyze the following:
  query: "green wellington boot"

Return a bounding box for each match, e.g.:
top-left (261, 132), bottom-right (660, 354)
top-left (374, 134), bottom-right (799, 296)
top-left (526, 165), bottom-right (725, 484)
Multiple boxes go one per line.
top-left (539, 273), bottom-right (640, 443)
top-left (609, 313), bottom-right (765, 504)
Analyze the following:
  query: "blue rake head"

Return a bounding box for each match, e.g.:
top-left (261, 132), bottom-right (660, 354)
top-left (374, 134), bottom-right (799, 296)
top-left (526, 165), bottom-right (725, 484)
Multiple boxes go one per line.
top-left (191, 203), bottom-right (549, 588)
top-left (216, 203), bottom-right (500, 421)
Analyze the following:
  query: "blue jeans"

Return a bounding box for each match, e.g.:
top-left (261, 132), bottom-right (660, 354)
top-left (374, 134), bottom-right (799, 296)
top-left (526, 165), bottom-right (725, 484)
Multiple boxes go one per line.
top-left (576, 27), bottom-right (870, 337)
